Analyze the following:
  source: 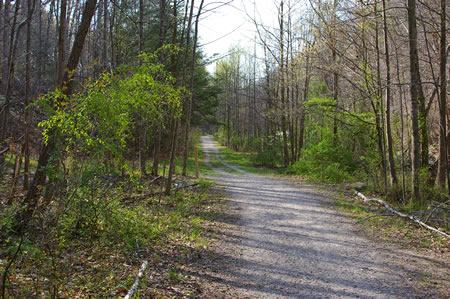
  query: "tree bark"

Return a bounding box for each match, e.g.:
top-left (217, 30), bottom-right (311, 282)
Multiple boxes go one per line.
top-left (331, 0), bottom-right (338, 139)
top-left (181, 0), bottom-right (195, 176)
top-left (298, 51), bottom-right (310, 159)
top-left (436, 0), bottom-right (448, 195)
top-left (381, 0), bottom-right (398, 187)
top-left (279, 1), bottom-right (289, 167)
top-left (1, 0), bottom-right (20, 143)
top-left (152, 0), bottom-right (168, 176)
top-left (165, 0), bottom-right (180, 195)
top-left (24, 0), bottom-right (36, 190)
top-left (374, 1), bottom-right (387, 194)
top-left (138, 0), bottom-right (146, 175)
top-left (407, 0), bottom-right (422, 202)
top-left (56, 0), bottom-right (67, 85)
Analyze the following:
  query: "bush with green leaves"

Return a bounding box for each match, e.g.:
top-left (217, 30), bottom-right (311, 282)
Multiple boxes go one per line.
top-left (31, 50), bottom-right (187, 253)
top-left (251, 137), bottom-right (283, 168)
top-left (38, 50), bottom-right (184, 170)
top-left (287, 129), bottom-right (359, 183)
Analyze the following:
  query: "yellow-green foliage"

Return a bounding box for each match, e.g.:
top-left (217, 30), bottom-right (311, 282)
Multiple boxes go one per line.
top-left (38, 50), bottom-right (185, 162)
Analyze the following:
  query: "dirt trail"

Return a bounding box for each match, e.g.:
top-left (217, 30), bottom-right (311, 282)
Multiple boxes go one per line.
top-left (199, 135), bottom-right (448, 298)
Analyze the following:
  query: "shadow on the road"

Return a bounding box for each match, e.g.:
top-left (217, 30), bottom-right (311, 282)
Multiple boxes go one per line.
top-left (196, 135), bottom-right (442, 298)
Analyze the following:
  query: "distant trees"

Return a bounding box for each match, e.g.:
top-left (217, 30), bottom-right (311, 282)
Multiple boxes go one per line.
top-left (214, 0), bottom-right (448, 200)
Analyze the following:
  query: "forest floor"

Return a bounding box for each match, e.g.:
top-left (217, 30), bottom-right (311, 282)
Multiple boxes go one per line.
top-left (192, 135), bottom-right (449, 298)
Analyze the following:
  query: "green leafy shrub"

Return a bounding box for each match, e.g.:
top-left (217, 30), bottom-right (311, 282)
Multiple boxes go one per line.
top-left (287, 130), bottom-right (358, 183)
top-left (251, 137), bottom-right (283, 168)
top-left (57, 175), bottom-right (162, 252)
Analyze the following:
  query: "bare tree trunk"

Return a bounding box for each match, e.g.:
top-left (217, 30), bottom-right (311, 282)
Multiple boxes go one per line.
top-left (407, 0), bottom-right (421, 202)
top-left (165, 0), bottom-right (180, 195)
top-left (1, 0), bottom-right (20, 143)
top-left (382, 0), bottom-right (398, 187)
top-left (56, 0), bottom-right (67, 85)
top-left (393, 40), bottom-right (407, 202)
top-left (286, 15), bottom-right (295, 164)
top-left (226, 91), bottom-right (230, 146)
top-left (0, 0), bottom-right (8, 104)
top-left (181, 0), bottom-right (195, 176)
top-left (0, 0), bottom-right (10, 119)
top-left (102, 0), bottom-right (107, 70)
top-left (374, 2), bottom-right (387, 194)
top-left (24, 0), bottom-right (36, 190)
top-left (152, 0), bottom-right (167, 176)
top-left (165, 116), bottom-right (178, 195)
top-left (298, 51), bottom-right (310, 159)
top-left (110, 0), bottom-right (116, 69)
top-left (152, 121), bottom-right (162, 176)
top-left (436, 0), bottom-right (448, 195)
top-left (278, 1), bottom-right (289, 167)
top-left (331, 0), bottom-right (338, 139)
top-left (138, 0), bottom-right (146, 175)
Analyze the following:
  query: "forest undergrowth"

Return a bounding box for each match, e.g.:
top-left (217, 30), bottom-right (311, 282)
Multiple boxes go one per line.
top-left (0, 163), bottom-right (224, 297)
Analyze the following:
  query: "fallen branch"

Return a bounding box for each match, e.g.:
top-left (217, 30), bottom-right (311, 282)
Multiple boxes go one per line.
top-left (0, 147), bottom-right (9, 155)
top-left (124, 260), bottom-right (148, 299)
top-left (355, 191), bottom-right (449, 239)
top-left (148, 175), bottom-right (162, 184)
top-left (424, 200), bottom-right (450, 223)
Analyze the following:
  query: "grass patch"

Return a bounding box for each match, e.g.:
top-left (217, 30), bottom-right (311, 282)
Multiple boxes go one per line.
top-left (219, 145), bottom-right (280, 175)
top-left (197, 145), bottom-right (222, 176)
top-left (211, 141), bottom-right (282, 175)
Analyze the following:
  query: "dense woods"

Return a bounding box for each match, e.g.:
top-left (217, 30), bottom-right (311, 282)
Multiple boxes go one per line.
top-left (0, 0), bottom-right (448, 296)
top-left (0, 0), bottom-right (215, 198)
top-left (0, 0), bottom-right (219, 295)
top-left (214, 0), bottom-right (449, 202)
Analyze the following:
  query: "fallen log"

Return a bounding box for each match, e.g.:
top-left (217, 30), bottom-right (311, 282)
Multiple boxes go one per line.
top-left (124, 260), bottom-right (148, 299)
top-left (355, 191), bottom-right (449, 239)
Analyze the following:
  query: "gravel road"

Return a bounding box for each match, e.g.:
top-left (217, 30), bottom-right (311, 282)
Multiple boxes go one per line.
top-left (199, 135), bottom-right (446, 298)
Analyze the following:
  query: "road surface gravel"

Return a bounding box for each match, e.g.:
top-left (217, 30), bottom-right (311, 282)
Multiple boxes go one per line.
top-left (197, 135), bottom-right (448, 298)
